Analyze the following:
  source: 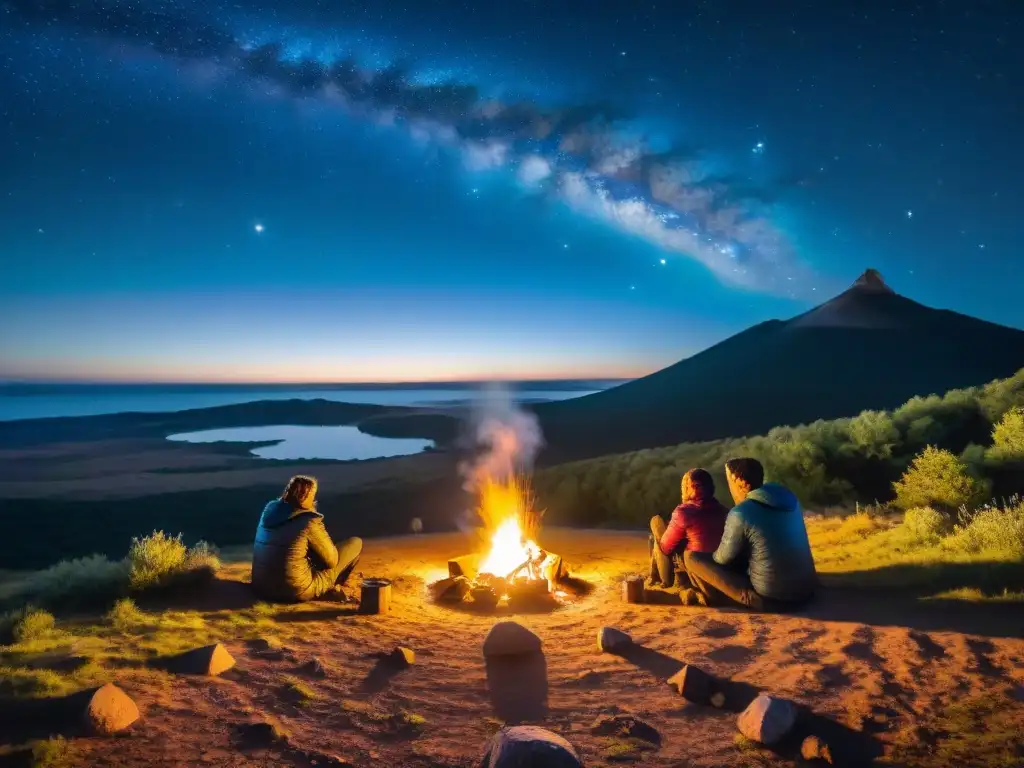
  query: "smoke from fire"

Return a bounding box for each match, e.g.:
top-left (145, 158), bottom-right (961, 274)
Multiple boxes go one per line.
top-left (458, 385), bottom-right (544, 494)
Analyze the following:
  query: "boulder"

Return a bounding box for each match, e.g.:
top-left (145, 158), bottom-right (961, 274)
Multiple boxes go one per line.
top-left (483, 621), bottom-right (542, 658)
top-left (801, 735), bottom-right (833, 764)
top-left (168, 642), bottom-right (236, 676)
top-left (481, 725), bottom-right (581, 768)
top-left (390, 647), bottom-right (415, 668)
top-left (597, 627), bottom-right (632, 653)
top-left (667, 664), bottom-right (715, 704)
top-left (83, 683), bottom-right (140, 735)
top-left (589, 713), bottom-right (661, 745)
top-left (737, 694), bottom-right (798, 746)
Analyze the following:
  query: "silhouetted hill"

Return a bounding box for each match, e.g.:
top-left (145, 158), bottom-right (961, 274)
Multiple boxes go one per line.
top-left (533, 270), bottom-right (1024, 462)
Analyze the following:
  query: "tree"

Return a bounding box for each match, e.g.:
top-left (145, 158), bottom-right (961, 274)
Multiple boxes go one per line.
top-left (847, 410), bottom-right (899, 459)
top-left (893, 446), bottom-right (988, 512)
top-left (991, 406), bottom-right (1024, 461)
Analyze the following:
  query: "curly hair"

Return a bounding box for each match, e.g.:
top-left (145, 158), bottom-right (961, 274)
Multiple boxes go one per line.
top-left (680, 468), bottom-right (715, 504)
top-left (724, 457), bottom-right (764, 491)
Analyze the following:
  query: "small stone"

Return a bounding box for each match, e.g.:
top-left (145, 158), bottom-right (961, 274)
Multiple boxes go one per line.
top-left (667, 664), bottom-right (715, 704)
top-left (83, 683), bottom-right (140, 735)
top-left (168, 642), bottom-right (236, 676)
top-left (247, 637), bottom-right (278, 653)
top-left (710, 691), bottom-right (727, 708)
top-left (801, 735), bottom-right (833, 763)
top-left (589, 713), bottom-right (661, 745)
top-left (298, 657), bottom-right (328, 678)
top-left (737, 694), bottom-right (798, 746)
top-left (483, 621), bottom-right (542, 658)
top-left (236, 720), bottom-right (289, 748)
top-left (390, 646), bottom-right (415, 667)
top-left (597, 627), bottom-right (632, 653)
top-left (481, 725), bottom-right (582, 768)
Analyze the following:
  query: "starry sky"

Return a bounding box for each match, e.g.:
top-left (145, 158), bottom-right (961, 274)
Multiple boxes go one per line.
top-left (1, 0), bottom-right (1021, 382)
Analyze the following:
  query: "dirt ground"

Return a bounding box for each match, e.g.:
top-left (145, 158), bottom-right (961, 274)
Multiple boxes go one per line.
top-left (6, 529), bottom-right (1014, 768)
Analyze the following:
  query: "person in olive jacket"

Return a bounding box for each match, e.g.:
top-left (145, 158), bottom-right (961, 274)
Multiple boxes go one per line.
top-left (683, 457), bottom-right (817, 611)
top-left (251, 475), bottom-right (363, 602)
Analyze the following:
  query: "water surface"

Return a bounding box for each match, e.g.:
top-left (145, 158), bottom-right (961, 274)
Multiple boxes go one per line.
top-left (167, 425), bottom-right (434, 461)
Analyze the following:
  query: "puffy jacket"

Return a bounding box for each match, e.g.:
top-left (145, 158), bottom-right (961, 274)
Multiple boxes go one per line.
top-left (658, 499), bottom-right (728, 555)
top-left (713, 483), bottom-right (817, 601)
top-left (251, 499), bottom-right (339, 601)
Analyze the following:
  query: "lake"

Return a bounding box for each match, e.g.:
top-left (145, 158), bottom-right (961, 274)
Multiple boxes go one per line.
top-left (0, 381), bottom-right (621, 421)
top-left (167, 425), bottom-right (435, 461)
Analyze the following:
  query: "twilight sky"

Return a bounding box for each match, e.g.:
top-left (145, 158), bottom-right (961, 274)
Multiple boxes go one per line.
top-left (1, 0), bottom-right (1021, 382)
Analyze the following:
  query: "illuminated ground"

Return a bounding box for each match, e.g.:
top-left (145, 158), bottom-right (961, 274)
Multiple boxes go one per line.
top-left (4, 530), bottom-right (1024, 767)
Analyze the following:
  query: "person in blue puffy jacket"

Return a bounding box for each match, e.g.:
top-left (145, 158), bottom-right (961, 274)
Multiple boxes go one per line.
top-left (683, 457), bottom-right (817, 611)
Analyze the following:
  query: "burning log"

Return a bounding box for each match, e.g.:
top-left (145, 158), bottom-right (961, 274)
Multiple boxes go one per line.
top-left (448, 554), bottom-right (481, 581)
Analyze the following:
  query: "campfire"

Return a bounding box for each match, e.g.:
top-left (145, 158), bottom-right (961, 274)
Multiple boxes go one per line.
top-left (431, 475), bottom-right (571, 610)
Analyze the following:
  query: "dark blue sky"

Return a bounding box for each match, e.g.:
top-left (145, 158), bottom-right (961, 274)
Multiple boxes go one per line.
top-left (1, 0), bottom-right (1020, 382)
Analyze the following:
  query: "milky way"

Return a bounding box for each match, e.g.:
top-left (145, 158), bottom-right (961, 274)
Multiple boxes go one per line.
top-left (5, 0), bottom-right (811, 296)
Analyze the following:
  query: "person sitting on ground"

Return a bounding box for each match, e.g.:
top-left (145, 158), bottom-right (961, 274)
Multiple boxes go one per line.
top-left (648, 468), bottom-right (728, 588)
top-left (251, 475), bottom-right (363, 603)
top-left (683, 457), bottom-right (817, 611)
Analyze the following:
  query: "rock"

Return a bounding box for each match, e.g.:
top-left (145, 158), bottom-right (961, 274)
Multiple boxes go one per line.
top-left (481, 725), bottom-right (582, 768)
top-left (168, 642), bottom-right (236, 676)
top-left (390, 646), bottom-right (415, 668)
top-left (83, 683), bottom-right (140, 735)
top-left (710, 691), bottom-right (727, 708)
top-left (801, 735), bottom-right (833, 764)
top-left (247, 637), bottom-right (278, 653)
top-left (589, 713), bottom-right (661, 745)
top-left (667, 664), bottom-right (715, 704)
top-left (431, 576), bottom-right (471, 603)
top-left (737, 694), bottom-right (798, 746)
top-left (236, 720), bottom-right (289, 748)
top-left (597, 627), bottom-right (632, 653)
top-left (298, 657), bottom-right (328, 678)
top-left (483, 621), bottom-right (542, 658)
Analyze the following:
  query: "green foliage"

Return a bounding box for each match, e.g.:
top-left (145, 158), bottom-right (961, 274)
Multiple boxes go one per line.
top-left (127, 531), bottom-right (187, 591)
top-left (106, 597), bottom-right (147, 633)
top-left (901, 507), bottom-right (950, 543)
top-left (946, 501), bottom-right (1024, 555)
top-left (10, 555), bottom-right (130, 610)
top-left (846, 410), bottom-right (899, 459)
top-left (0, 606), bottom-right (57, 644)
top-left (893, 446), bottom-right (989, 512)
top-left (990, 406), bottom-right (1024, 460)
top-left (31, 736), bottom-right (73, 768)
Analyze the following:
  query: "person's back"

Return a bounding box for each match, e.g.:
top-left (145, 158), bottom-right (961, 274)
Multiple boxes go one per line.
top-left (720, 483), bottom-right (816, 602)
top-left (251, 475), bottom-right (362, 603)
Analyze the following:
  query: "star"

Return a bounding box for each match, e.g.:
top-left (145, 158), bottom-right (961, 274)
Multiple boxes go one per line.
top-left (659, 258), bottom-right (667, 265)
top-left (752, 141), bottom-right (765, 154)
top-left (254, 223), bottom-right (264, 233)
top-left (905, 210), bottom-right (913, 219)
top-left (563, 243), bottom-right (569, 249)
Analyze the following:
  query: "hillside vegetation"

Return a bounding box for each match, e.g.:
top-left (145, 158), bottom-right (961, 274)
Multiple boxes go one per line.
top-left (535, 368), bottom-right (1024, 524)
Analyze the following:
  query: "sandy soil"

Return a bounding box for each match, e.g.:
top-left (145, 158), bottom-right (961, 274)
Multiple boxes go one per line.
top-left (15, 531), bottom-right (1024, 767)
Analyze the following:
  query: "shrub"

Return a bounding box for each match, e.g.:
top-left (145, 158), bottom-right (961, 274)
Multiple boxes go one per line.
top-left (106, 598), bottom-right (147, 633)
top-left (0, 607), bottom-right (57, 645)
top-left (11, 555), bottom-right (129, 610)
top-left (902, 506), bottom-right (950, 542)
top-left (31, 736), bottom-right (73, 768)
top-left (893, 446), bottom-right (988, 512)
top-left (946, 503), bottom-right (1024, 555)
top-left (990, 406), bottom-right (1024, 460)
top-left (127, 531), bottom-right (188, 591)
top-left (847, 410), bottom-right (899, 459)
top-left (184, 540), bottom-right (221, 576)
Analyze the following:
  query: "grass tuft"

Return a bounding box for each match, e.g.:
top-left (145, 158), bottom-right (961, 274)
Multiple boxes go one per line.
top-left (106, 598), bottom-right (147, 634)
top-left (30, 736), bottom-right (74, 768)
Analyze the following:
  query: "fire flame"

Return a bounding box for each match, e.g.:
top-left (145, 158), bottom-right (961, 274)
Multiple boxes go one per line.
top-left (476, 475), bottom-right (543, 580)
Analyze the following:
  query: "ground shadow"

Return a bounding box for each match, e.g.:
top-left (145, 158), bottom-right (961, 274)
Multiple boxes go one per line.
top-left (360, 654), bottom-right (411, 694)
top-left (795, 584), bottom-right (1024, 639)
top-left (485, 650), bottom-right (548, 723)
top-left (136, 576), bottom-right (258, 613)
top-left (0, 688), bottom-right (108, 742)
top-left (614, 642), bottom-right (883, 766)
top-left (271, 606), bottom-right (360, 623)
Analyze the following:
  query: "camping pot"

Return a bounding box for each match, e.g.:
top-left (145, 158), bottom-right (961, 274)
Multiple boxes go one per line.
top-left (623, 575), bottom-right (645, 604)
top-left (360, 578), bottom-right (393, 614)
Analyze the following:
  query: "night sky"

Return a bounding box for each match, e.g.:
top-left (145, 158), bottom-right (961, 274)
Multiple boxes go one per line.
top-left (1, 1), bottom-right (1021, 382)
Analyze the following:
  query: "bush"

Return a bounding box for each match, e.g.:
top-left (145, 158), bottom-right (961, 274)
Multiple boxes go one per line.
top-left (0, 606), bottom-right (57, 645)
top-left (990, 406), bottom-right (1024, 461)
top-left (902, 506), bottom-right (950, 542)
top-left (946, 503), bottom-right (1024, 555)
top-left (106, 598), bottom-right (147, 633)
top-left (893, 446), bottom-right (989, 512)
top-left (31, 736), bottom-right (73, 768)
top-left (127, 531), bottom-right (188, 591)
top-left (11, 555), bottom-right (129, 610)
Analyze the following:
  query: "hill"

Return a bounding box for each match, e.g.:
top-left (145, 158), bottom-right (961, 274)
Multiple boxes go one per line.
top-left (532, 269), bottom-right (1024, 463)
